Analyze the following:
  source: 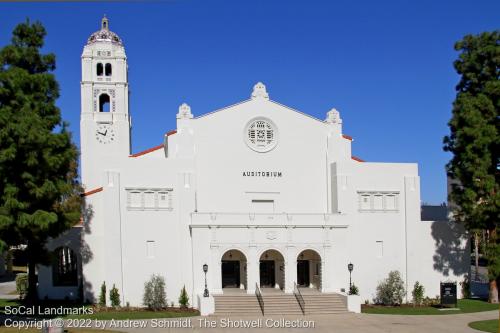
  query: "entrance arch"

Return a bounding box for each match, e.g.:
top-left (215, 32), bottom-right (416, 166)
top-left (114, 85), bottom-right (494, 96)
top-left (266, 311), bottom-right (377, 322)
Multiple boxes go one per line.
top-left (259, 249), bottom-right (285, 290)
top-left (297, 249), bottom-right (322, 290)
top-left (221, 249), bottom-right (247, 290)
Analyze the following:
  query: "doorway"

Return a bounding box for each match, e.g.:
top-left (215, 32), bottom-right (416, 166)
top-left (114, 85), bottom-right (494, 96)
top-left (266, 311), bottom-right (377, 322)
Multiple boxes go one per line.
top-left (297, 260), bottom-right (310, 287)
top-left (222, 261), bottom-right (240, 288)
top-left (259, 260), bottom-right (275, 287)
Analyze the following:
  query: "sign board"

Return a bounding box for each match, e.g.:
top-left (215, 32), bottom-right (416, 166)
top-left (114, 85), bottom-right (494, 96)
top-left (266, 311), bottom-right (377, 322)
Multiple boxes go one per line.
top-left (440, 282), bottom-right (457, 307)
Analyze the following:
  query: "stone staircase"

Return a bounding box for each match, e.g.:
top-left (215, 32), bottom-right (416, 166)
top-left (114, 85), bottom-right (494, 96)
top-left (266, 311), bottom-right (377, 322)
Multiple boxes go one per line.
top-left (302, 293), bottom-right (347, 314)
top-left (214, 291), bottom-right (347, 315)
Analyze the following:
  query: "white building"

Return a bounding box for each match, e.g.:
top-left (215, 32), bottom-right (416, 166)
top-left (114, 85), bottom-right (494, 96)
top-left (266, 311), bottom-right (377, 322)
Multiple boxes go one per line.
top-left (38, 18), bottom-right (469, 312)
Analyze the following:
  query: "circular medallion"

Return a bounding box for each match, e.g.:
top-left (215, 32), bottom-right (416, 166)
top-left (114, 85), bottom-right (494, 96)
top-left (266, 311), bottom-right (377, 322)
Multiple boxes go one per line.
top-left (244, 117), bottom-right (278, 152)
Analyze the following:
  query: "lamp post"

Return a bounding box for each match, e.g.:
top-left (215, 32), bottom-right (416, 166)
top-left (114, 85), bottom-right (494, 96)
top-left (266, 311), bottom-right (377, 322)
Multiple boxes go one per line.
top-left (203, 264), bottom-right (209, 297)
top-left (348, 262), bottom-right (354, 290)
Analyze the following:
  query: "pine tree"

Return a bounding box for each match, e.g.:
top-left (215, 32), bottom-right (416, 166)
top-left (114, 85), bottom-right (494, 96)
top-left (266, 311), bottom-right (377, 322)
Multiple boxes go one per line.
top-left (444, 31), bottom-right (499, 303)
top-left (0, 20), bottom-right (82, 299)
top-left (109, 284), bottom-right (120, 307)
top-left (178, 285), bottom-right (189, 308)
top-left (98, 282), bottom-right (106, 307)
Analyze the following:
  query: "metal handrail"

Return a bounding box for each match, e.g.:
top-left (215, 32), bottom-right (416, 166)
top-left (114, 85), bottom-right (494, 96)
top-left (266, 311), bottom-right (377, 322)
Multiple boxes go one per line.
top-left (255, 283), bottom-right (264, 315)
top-left (294, 282), bottom-right (305, 315)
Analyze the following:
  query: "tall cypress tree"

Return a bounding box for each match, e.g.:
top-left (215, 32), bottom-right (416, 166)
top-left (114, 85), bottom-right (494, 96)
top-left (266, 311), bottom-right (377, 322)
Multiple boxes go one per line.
top-left (0, 20), bottom-right (82, 299)
top-left (444, 31), bottom-right (499, 303)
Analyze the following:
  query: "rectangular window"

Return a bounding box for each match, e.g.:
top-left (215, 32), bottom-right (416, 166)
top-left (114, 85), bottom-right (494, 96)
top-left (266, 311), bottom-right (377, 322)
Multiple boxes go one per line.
top-left (376, 241), bottom-right (383, 258)
top-left (251, 199), bottom-right (275, 213)
top-left (358, 191), bottom-right (399, 212)
top-left (385, 194), bottom-right (397, 210)
top-left (129, 191), bottom-right (142, 208)
top-left (144, 191), bottom-right (155, 208)
top-left (126, 188), bottom-right (174, 211)
top-left (158, 191), bottom-right (170, 209)
top-left (146, 241), bottom-right (155, 258)
top-left (360, 194), bottom-right (371, 210)
top-left (373, 195), bottom-right (383, 210)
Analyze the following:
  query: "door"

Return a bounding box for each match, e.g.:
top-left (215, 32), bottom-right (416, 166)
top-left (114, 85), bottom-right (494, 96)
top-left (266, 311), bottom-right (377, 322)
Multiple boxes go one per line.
top-left (297, 260), bottom-right (310, 287)
top-left (221, 261), bottom-right (240, 288)
top-left (259, 260), bottom-right (275, 287)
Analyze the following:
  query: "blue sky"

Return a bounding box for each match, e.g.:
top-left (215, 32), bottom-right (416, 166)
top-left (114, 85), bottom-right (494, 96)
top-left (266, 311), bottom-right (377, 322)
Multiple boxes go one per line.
top-left (1, 0), bottom-right (498, 204)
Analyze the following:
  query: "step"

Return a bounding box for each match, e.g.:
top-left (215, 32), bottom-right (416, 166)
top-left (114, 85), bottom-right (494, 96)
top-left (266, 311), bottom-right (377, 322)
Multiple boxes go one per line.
top-left (214, 292), bottom-right (348, 315)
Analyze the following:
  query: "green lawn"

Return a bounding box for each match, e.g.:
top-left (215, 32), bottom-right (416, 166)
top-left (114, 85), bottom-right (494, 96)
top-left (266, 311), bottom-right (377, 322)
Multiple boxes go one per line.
top-left (68, 309), bottom-right (199, 320)
top-left (0, 328), bottom-right (122, 333)
top-left (0, 298), bottom-right (199, 320)
top-left (362, 299), bottom-right (498, 315)
top-left (468, 319), bottom-right (499, 333)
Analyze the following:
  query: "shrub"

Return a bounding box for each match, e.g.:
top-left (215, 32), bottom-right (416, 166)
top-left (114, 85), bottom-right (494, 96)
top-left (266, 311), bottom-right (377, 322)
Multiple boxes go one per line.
top-left (109, 284), bottom-right (121, 307)
top-left (460, 275), bottom-right (470, 298)
top-left (143, 274), bottom-right (167, 310)
top-left (349, 283), bottom-right (359, 295)
top-left (178, 285), bottom-right (189, 308)
top-left (412, 281), bottom-right (425, 307)
top-left (374, 270), bottom-right (405, 305)
top-left (98, 282), bottom-right (106, 307)
top-left (15, 273), bottom-right (28, 299)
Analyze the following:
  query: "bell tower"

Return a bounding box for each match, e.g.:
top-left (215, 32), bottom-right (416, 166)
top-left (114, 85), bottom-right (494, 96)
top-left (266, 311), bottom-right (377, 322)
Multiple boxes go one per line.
top-left (80, 16), bottom-right (131, 183)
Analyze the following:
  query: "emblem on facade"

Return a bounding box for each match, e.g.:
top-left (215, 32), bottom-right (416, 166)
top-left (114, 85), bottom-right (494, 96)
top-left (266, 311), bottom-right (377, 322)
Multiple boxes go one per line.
top-left (244, 117), bottom-right (278, 153)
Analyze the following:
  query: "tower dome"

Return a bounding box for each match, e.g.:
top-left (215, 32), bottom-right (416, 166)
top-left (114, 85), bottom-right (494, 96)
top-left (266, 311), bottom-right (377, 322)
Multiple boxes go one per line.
top-left (86, 16), bottom-right (123, 46)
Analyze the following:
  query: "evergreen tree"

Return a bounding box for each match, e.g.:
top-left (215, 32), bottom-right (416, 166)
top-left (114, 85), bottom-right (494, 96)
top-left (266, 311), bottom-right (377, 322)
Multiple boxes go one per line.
top-left (98, 281), bottom-right (106, 307)
top-left (444, 31), bottom-right (499, 303)
top-left (109, 284), bottom-right (120, 307)
top-left (0, 20), bottom-right (82, 299)
top-left (178, 285), bottom-right (189, 308)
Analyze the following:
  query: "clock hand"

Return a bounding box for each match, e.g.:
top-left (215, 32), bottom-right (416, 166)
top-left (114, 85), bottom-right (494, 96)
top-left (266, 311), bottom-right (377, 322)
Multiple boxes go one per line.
top-left (104, 129), bottom-right (108, 136)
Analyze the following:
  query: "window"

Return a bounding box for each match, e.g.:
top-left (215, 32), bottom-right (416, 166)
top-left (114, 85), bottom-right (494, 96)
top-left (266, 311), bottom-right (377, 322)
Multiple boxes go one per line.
top-left (146, 241), bottom-right (155, 258)
top-left (360, 194), bottom-right (371, 210)
top-left (358, 191), bottom-right (399, 212)
top-left (96, 63), bottom-right (103, 76)
top-left (373, 195), bottom-right (383, 210)
top-left (99, 94), bottom-right (110, 112)
top-left (251, 199), bottom-right (275, 213)
top-left (385, 194), bottom-right (397, 210)
top-left (52, 247), bottom-right (78, 286)
top-left (126, 188), bottom-right (173, 211)
top-left (144, 191), bottom-right (155, 208)
top-left (105, 63), bottom-right (112, 76)
top-left (158, 191), bottom-right (170, 209)
top-left (376, 241), bottom-right (384, 258)
top-left (129, 191), bottom-right (142, 208)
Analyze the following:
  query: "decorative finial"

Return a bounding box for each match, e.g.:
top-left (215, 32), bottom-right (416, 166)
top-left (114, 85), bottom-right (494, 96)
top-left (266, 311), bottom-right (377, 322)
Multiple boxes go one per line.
top-left (326, 108), bottom-right (342, 124)
top-left (177, 103), bottom-right (193, 119)
top-left (251, 82), bottom-right (269, 100)
top-left (101, 15), bottom-right (109, 30)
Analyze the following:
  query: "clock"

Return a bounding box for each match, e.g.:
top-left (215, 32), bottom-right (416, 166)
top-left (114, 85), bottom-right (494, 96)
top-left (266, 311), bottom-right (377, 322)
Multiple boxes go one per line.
top-left (95, 124), bottom-right (116, 144)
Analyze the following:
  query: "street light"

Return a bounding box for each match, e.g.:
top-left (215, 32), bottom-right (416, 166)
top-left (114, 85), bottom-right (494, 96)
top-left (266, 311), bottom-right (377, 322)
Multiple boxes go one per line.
top-left (347, 262), bottom-right (354, 290)
top-left (203, 264), bottom-right (209, 297)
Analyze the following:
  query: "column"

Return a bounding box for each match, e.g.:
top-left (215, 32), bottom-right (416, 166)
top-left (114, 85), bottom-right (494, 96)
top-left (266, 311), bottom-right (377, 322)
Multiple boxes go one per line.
top-left (246, 246), bottom-right (258, 294)
top-left (211, 246), bottom-right (223, 295)
top-left (284, 247), bottom-right (296, 293)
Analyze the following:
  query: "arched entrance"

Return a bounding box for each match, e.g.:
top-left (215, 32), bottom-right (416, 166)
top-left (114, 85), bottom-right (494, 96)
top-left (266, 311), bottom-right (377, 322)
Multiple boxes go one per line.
top-left (297, 249), bottom-right (322, 290)
top-left (259, 249), bottom-right (285, 289)
top-left (221, 250), bottom-right (247, 290)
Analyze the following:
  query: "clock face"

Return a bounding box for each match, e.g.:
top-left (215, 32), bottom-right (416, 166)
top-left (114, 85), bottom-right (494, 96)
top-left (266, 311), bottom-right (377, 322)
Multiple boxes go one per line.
top-left (95, 124), bottom-right (116, 144)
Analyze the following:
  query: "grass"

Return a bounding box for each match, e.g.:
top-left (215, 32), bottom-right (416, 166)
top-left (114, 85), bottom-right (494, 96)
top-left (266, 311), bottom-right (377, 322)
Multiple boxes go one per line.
top-left (0, 329), bottom-right (123, 333)
top-left (68, 309), bottom-right (199, 320)
top-left (0, 298), bottom-right (199, 320)
top-left (468, 319), bottom-right (499, 333)
top-left (362, 299), bottom-right (499, 315)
